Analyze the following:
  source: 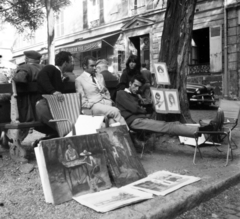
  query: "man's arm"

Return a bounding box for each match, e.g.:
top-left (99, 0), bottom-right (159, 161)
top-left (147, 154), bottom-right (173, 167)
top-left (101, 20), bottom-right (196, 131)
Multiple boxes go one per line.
top-left (75, 77), bottom-right (92, 108)
top-left (116, 91), bottom-right (147, 114)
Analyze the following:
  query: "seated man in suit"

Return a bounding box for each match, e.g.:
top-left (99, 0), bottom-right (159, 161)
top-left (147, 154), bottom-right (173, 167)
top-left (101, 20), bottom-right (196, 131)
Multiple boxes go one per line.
top-left (115, 74), bottom-right (224, 137)
top-left (75, 56), bottom-right (126, 126)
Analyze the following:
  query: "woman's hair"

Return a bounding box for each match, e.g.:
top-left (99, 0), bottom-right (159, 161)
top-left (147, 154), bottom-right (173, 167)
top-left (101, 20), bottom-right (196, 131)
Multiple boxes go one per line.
top-left (168, 93), bottom-right (175, 104)
top-left (125, 55), bottom-right (140, 70)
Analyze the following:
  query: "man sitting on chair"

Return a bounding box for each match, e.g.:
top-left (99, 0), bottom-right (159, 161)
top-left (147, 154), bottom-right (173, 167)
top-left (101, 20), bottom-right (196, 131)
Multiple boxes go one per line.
top-left (75, 56), bottom-right (126, 126)
top-left (115, 74), bottom-right (224, 137)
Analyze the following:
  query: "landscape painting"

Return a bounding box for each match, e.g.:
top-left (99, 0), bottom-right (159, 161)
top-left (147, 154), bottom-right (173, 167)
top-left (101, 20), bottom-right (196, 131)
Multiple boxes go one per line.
top-left (97, 125), bottom-right (147, 187)
top-left (41, 134), bottom-right (112, 205)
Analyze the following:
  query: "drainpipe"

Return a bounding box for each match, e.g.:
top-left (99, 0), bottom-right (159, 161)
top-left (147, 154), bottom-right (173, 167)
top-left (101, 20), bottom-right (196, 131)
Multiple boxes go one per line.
top-left (223, 0), bottom-right (228, 98)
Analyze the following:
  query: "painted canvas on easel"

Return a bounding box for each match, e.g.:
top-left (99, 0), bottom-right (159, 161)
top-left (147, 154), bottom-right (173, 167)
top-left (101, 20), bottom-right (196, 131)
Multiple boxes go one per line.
top-left (97, 125), bottom-right (147, 187)
top-left (154, 62), bottom-right (170, 85)
top-left (40, 134), bottom-right (111, 205)
top-left (150, 87), bottom-right (167, 113)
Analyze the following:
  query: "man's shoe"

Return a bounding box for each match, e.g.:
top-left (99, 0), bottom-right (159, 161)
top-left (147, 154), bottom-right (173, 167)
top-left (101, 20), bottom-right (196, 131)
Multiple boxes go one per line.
top-left (198, 123), bottom-right (214, 132)
top-left (210, 110), bottom-right (224, 131)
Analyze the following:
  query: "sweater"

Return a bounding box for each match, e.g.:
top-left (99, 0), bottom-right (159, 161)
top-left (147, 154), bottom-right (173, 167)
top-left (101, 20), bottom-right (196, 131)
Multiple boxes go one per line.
top-left (116, 90), bottom-right (147, 125)
top-left (37, 65), bottom-right (64, 95)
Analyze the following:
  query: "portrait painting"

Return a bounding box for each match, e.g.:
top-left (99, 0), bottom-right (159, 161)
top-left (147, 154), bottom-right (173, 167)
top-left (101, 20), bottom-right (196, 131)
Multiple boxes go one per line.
top-left (97, 125), bottom-right (147, 187)
top-left (154, 62), bottom-right (170, 85)
top-left (165, 89), bottom-right (181, 113)
top-left (150, 87), bottom-right (167, 113)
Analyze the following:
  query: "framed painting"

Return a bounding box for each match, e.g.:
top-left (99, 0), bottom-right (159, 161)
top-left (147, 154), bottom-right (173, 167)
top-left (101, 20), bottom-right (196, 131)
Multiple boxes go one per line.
top-left (164, 89), bottom-right (181, 113)
top-left (153, 62), bottom-right (170, 85)
top-left (150, 87), bottom-right (168, 113)
top-left (38, 134), bottom-right (112, 205)
top-left (97, 125), bottom-right (147, 187)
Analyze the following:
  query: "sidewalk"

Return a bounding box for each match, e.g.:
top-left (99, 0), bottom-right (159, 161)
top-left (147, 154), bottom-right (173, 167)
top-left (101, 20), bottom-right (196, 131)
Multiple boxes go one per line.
top-left (18, 114), bottom-right (240, 219)
top-left (100, 130), bottom-right (240, 219)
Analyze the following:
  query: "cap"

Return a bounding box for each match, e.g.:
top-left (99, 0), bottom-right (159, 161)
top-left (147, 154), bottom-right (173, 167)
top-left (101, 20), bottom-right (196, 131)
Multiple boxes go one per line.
top-left (24, 50), bottom-right (42, 60)
top-left (96, 59), bottom-right (108, 66)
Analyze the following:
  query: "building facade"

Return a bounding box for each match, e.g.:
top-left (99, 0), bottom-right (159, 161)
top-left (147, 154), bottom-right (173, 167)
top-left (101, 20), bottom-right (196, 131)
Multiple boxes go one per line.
top-left (11, 0), bottom-right (240, 99)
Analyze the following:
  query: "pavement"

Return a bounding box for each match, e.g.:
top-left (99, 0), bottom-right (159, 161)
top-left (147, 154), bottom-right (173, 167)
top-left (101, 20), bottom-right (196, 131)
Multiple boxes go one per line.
top-left (10, 105), bottom-right (240, 219)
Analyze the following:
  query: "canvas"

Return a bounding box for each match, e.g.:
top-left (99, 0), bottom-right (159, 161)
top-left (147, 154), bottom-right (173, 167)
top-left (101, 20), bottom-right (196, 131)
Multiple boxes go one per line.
top-left (150, 88), bottom-right (167, 113)
top-left (73, 187), bottom-right (153, 213)
top-left (36, 134), bottom-right (112, 205)
top-left (153, 62), bottom-right (170, 85)
top-left (97, 125), bottom-right (147, 187)
top-left (164, 89), bottom-right (180, 113)
top-left (127, 170), bottom-right (200, 196)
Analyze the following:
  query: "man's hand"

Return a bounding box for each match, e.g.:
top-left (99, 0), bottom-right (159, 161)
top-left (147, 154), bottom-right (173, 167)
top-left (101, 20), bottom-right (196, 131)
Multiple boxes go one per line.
top-left (53, 91), bottom-right (64, 102)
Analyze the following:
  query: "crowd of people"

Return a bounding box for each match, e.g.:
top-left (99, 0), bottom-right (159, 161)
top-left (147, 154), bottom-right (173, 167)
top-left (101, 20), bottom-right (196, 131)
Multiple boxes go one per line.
top-left (10, 50), bottom-right (224, 144)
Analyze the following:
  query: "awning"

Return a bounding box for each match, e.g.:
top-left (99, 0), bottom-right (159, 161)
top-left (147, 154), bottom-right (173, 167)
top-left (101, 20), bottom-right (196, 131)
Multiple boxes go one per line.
top-left (57, 32), bottom-right (121, 53)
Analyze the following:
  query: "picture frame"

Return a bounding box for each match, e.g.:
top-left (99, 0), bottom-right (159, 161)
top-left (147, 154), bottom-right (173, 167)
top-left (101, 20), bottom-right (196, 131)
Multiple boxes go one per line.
top-left (150, 88), bottom-right (167, 113)
top-left (150, 88), bottom-right (181, 114)
top-left (164, 89), bottom-right (181, 113)
top-left (153, 62), bottom-right (170, 85)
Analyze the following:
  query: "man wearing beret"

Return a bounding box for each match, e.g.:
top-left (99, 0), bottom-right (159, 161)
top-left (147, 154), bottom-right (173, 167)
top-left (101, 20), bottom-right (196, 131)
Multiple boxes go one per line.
top-left (13, 50), bottom-right (44, 123)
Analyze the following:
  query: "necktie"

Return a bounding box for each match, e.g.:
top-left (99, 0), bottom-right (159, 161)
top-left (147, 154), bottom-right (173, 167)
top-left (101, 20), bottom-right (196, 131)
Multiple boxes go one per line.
top-left (91, 74), bottom-right (96, 84)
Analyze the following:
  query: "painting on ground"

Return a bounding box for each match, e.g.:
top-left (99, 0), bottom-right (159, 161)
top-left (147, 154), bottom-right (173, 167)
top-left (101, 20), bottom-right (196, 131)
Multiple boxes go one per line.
top-left (97, 125), bottom-right (147, 187)
top-left (40, 134), bottom-right (111, 205)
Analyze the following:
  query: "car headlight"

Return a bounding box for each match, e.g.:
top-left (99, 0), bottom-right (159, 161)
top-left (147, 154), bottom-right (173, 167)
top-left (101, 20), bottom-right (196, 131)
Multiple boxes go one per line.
top-left (196, 89), bottom-right (200, 94)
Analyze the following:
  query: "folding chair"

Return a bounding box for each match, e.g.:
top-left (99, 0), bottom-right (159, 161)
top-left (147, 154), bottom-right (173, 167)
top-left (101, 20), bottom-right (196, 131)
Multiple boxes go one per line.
top-left (42, 93), bottom-right (82, 137)
top-left (194, 99), bottom-right (240, 166)
top-left (43, 93), bottom-right (109, 137)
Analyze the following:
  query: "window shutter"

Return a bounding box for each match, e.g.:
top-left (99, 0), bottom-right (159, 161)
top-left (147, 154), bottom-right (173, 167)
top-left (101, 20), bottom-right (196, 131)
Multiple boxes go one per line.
top-left (83, 0), bottom-right (88, 29)
top-left (210, 25), bottom-right (222, 72)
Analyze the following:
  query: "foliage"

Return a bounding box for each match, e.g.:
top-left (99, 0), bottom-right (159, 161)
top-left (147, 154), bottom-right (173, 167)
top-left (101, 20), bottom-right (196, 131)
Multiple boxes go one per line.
top-left (0, 0), bottom-right (70, 33)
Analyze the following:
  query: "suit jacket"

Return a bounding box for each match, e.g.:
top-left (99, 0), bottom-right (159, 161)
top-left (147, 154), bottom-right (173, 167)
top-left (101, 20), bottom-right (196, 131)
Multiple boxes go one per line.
top-left (75, 71), bottom-right (111, 108)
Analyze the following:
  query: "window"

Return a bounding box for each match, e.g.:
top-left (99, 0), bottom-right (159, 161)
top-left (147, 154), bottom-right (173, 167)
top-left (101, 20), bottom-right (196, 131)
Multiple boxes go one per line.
top-left (55, 11), bottom-right (64, 37)
top-left (83, 0), bottom-right (88, 29)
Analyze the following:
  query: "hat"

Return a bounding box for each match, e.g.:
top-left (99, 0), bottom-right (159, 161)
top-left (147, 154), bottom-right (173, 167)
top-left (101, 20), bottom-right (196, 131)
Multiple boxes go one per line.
top-left (80, 150), bottom-right (92, 156)
top-left (24, 50), bottom-right (42, 60)
top-left (96, 59), bottom-right (108, 66)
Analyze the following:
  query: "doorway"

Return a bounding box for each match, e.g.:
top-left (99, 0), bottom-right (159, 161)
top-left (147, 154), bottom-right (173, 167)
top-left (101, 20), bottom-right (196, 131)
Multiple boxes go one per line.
top-left (129, 34), bottom-right (150, 69)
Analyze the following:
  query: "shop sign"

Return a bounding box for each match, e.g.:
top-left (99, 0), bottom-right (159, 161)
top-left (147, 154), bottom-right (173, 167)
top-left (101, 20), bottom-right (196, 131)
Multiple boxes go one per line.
top-left (60, 41), bottom-right (102, 53)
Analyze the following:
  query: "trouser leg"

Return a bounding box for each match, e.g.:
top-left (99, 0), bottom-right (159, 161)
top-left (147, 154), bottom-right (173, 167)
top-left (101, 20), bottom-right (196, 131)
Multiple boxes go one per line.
top-left (91, 100), bottom-right (127, 125)
top-left (35, 99), bottom-right (58, 134)
top-left (130, 118), bottom-right (198, 138)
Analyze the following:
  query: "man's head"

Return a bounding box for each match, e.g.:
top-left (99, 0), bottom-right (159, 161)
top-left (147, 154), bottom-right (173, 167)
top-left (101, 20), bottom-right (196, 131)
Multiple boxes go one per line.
top-left (129, 74), bottom-right (146, 94)
top-left (82, 56), bottom-right (97, 75)
top-left (155, 92), bottom-right (161, 103)
top-left (24, 50), bottom-right (42, 64)
top-left (141, 63), bottom-right (147, 69)
top-left (55, 51), bottom-right (74, 72)
top-left (96, 59), bottom-right (108, 73)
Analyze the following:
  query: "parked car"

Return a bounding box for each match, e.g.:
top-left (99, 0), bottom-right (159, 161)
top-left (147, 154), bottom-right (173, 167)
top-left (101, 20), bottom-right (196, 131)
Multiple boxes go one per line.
top-left (186, 83), bottom-right (215, 107)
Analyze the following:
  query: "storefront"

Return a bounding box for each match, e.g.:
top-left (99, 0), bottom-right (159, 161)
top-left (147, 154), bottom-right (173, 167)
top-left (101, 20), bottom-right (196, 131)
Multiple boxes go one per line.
top-left (57, 32), bottom-right (121, 76)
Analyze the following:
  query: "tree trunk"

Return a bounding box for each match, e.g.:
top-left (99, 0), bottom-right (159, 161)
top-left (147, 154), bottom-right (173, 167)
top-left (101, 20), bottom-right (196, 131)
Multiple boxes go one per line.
top-left (157, 0), bottom-right (197, 123)
top-left (45, 0), bottom-right (55, 64)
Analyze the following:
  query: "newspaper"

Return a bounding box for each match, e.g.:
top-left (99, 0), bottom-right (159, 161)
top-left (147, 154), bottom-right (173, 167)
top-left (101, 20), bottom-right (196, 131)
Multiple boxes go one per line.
top-left (125, 170), bottom-right (200, 196)
top-left (73, 187), bottom-right (153, 213)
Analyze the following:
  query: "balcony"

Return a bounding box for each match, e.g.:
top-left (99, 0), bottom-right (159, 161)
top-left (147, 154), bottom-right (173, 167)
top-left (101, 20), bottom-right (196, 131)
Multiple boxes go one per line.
top-left (188, 63), bottom-right (210, 75)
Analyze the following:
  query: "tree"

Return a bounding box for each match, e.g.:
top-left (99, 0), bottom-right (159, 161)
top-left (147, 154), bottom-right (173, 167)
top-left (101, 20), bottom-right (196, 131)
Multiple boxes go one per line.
top-left (0, 0), bottom-right (70, 64)
top-left (157, 0), bottom-right (197, 123)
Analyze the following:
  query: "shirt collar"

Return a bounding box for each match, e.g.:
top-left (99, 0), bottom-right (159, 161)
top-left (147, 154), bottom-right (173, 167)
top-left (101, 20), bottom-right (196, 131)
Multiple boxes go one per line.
top-left (124, 88), bottom-right (131, 93)
top-left (83, 71), bottom-right (95, 77)
top-left (55, 65), bottom-right (62, 73)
